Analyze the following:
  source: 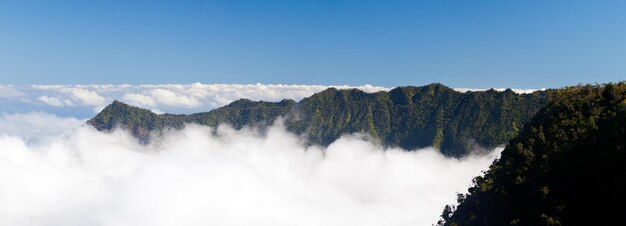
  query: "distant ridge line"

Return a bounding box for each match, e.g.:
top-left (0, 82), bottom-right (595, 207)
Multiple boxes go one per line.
top-left (88, 83), bottom-right (553, 157)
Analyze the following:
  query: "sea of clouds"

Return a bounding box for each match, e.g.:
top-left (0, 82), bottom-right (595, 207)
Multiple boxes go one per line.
top-left (0, 84), bottom-right (389, 117)
top-left (0, 112), bottom-right (501, 226)
top-left (0, 83), bottom-right (541, 118)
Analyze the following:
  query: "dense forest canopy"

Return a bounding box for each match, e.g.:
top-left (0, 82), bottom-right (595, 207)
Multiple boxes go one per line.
top-left (437, 82), bottom-right (626, 226)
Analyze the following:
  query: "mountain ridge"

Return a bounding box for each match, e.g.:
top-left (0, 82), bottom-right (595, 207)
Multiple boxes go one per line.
top-left (88, 83), bottom-right (552, 156)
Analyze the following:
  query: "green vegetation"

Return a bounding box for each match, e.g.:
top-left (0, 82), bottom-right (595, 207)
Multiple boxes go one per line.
top-left (88, 99), bottom-right (295, 143)
top-left (88, 83), bottom-right (550, 156)
top-left (437, 82), bottom-right (626, 225)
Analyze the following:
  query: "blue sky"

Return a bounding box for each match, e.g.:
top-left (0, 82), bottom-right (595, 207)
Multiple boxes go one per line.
top-left (1, 0), bottom-right (625, 88)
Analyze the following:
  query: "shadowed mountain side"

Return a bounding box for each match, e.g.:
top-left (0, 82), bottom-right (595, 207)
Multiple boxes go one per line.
top-left (88, 83), bottom-right (552, 156)
top-left (437, 82), bottom-right (626, 225)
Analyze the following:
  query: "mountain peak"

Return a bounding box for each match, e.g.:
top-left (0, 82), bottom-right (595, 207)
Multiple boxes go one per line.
top-left (87, 100), bottom-right (157, 136)
top-left (110, 99), bottom-right (127, 106)
top-left (100, 100), bottom-right (136, 112)
top-left (226, 98), bottom-right (255, 107)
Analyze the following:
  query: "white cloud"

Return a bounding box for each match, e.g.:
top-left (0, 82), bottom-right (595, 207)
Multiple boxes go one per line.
top-left (149, 89), bottom-right (201, 108)
top-left (27, 83), bottom-right (389, 111)
top-left (0, 85), bottom-right (24, 98)
top-left (32, 86), bottom-right (107, 109)
top-left (3, 83), bottom-right (542, 117)
top-left (121, 93), bottom-right (157, 107)
top-left (0, 112), bottom-right (84, 143)
top-left (0, 113), bottom-right (500, 226)
top-left (69, 88), bottom-right (107, 106)
top-left (37, 96), bottom-right (69, 107)
top-left (22, 83), bottom-right (391, 114)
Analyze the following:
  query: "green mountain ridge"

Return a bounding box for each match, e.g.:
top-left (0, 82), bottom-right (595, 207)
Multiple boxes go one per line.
top-left (88, 83), bottom-right (552, 156)
top-left (437, 82), bottom-right (626, 225)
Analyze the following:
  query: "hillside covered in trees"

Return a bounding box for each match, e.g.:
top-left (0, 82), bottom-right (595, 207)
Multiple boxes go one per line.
top-left (88, 83), bottom-right (551, 156)
top-left (437, 82), bottom-right (626, 225)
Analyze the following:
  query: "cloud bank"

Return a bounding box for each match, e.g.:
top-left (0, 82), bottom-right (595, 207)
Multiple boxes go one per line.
top-left (0, 113), bottom-right (500, 226)
top-left (28, 83), bottom-right (389, 114)
top-left (0, 83), bottom-right (540, 117)
top-left (0, 112), bottom-right (84, 144)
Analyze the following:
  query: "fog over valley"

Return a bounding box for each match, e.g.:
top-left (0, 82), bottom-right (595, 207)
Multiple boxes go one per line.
top-left (0, 112), bottom-right (500, 226)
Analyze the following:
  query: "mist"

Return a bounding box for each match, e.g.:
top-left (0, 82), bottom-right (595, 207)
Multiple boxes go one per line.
top-left (0, 113), bottom-right (500, 226)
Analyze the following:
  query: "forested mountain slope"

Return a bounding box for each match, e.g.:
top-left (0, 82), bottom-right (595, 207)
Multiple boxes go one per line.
top-left (437, 82), bottom-right (626, 225)
top-left (88, 83), bottom-right (551, 156)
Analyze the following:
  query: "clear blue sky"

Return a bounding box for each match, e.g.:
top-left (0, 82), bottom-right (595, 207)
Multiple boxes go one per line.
top-left (1, 0), bottom-right (625, 88)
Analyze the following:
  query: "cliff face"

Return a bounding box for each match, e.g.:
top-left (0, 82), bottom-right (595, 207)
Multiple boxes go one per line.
top-left (438, 82), bottom-right (626, 226)
top-left (88, 83), bottom-right (551, 156)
